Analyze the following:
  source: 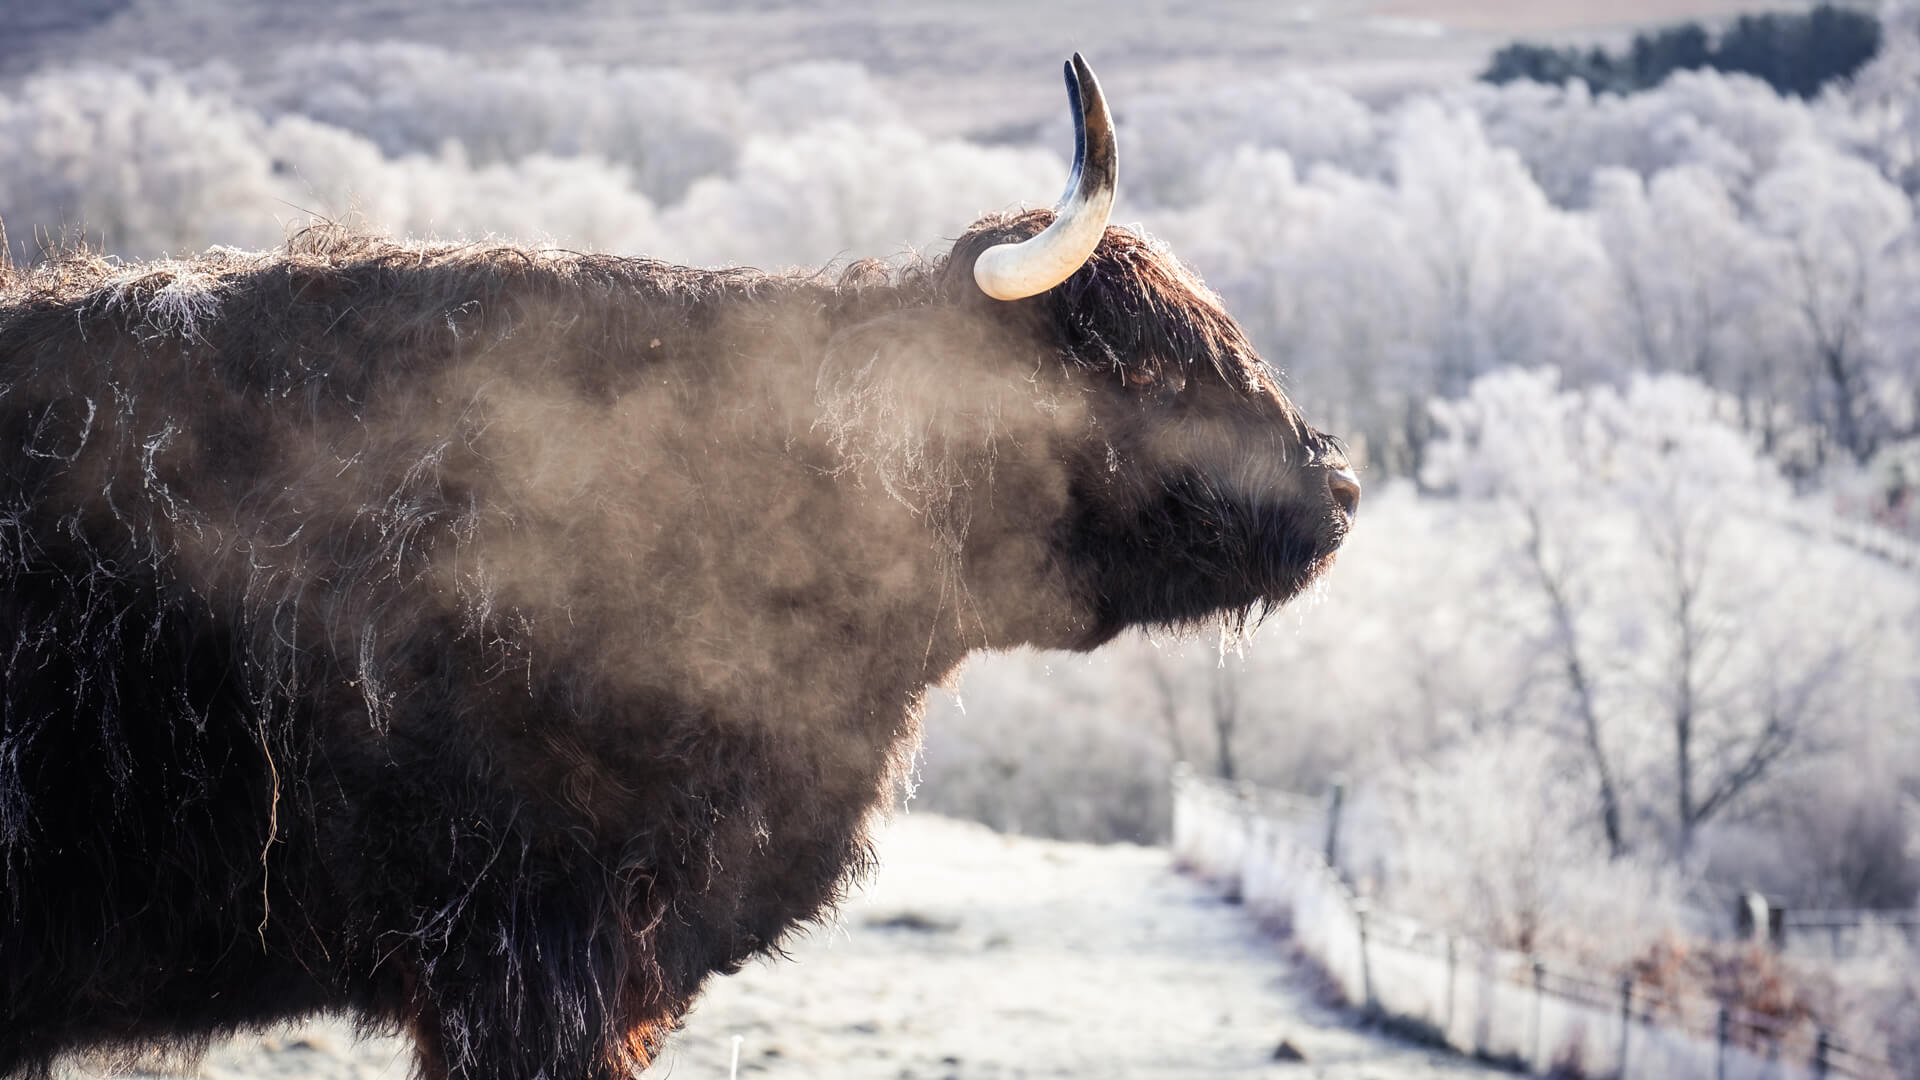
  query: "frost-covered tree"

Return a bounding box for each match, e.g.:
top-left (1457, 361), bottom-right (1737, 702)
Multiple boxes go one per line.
top-left (1426, 369), bottom-right (1906, 855)
top-left (1114, 76), bottom-right (1383, 209)
top-left (1592, 167), bottom-right (1770, 383)
top-left (1465, 69), bottom-right (1822, 207)
top-left (242, 43), bottom-right (742, 205)
top-left (0, 63), bottom-right (681, 262)
top-left (1847, 1), bottom-right (1920, 196)
top-left (1344, 728), bottom-right (1693, 958)
top-left (914, 646), bottom-right (1176, 843)
top-left (1753, 137), bottom-right (1917, 462)
top-left (0, 65), bottom-right (287, 258)
top-left (1157, 105), bottom-right (1609, 475)
top-left (238, 44), bottom-right (906, 208)
top-left (659, 121), bottom-right (1061, 270)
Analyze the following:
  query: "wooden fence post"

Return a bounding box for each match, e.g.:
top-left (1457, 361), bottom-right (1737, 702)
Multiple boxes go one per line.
top-left (1323, 779), bottom-right (1345, 870)
top-left (1228, 780), bottom-right (1255, 903)
top-left (1443, 934), bottom-right (1456, 1045)
top-left (1814, 1029), bottom-right (1831, 1078)
top-left (1617, 976), bottom-right (1633, 1079)
top-left (1354, 898), bottom-right (1374, 1012)
top-left (1716, 1006), bottom-right (1729, 1080)
top-left (1531, 959), bottom-right (1546, 1074)
top-left (1170, 762), bottom-right (1190, 859)
top-left (1737, 891), bottom-right (1768, 942)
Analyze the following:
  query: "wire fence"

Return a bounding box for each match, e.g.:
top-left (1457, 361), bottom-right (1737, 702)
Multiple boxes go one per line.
top-left (1768, 497), bottom-right (1920, 574)
top-left (1777, 908), bottom-right (1920, 963)
top-left (1170, 769), bottom-right (1903, 1080)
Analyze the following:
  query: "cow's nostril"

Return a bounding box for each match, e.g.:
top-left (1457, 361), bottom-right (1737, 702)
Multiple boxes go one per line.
top-left (1327, 467), bottom-right (1361, 517)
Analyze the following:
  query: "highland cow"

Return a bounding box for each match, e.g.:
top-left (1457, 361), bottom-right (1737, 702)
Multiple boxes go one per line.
top-left (0, 57), bottom-right (1356, 1079)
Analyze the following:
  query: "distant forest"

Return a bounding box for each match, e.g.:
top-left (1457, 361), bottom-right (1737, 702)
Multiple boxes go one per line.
top-left (1483, 3), bottom-right (1881, 97)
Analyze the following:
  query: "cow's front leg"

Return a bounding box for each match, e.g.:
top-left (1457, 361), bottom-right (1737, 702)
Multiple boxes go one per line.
top-left (392, 873), bottom-right (681, 1080)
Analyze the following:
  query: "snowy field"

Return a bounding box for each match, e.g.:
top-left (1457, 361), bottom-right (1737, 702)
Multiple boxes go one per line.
top-left (79, 816), bottom-right (1501, 1080)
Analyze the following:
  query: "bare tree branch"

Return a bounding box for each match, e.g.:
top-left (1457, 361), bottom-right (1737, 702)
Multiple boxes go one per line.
top-left (1521, 504), bottom-right (1627, 859)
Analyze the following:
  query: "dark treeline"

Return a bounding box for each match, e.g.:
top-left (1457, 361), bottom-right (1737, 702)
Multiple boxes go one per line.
top-left (1483, 4), bottom-right (1882, 98)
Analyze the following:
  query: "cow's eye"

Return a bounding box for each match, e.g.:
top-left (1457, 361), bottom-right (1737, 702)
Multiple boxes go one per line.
top-left (1123, 365), bottom-right (1186, 402)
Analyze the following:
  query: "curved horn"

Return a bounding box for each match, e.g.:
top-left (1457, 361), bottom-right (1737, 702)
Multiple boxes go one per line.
top-left (973, 53), bottom-right (1118, 301)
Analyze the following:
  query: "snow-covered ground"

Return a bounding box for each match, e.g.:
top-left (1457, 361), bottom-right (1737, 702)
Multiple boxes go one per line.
top-left (82, 814), bottom-right (1503, 1080)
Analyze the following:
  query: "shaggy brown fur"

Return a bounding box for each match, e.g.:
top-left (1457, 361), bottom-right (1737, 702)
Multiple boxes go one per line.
top-left (0, 212), bottom-right (1350, 1079)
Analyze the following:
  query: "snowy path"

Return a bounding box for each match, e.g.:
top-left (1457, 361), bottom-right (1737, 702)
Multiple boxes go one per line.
top-left (87, 816), bottom-right (1501, 1080)
top-left (662, 815), bottom-right (1500, 1079)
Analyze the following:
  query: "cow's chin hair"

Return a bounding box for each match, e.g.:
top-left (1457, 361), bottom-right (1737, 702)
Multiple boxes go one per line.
top-left (1062, 468), bottom-right (1349, 650)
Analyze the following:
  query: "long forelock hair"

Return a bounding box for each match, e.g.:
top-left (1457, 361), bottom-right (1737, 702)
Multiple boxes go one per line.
top-left (940, 210), bottom-right (1298, 418)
